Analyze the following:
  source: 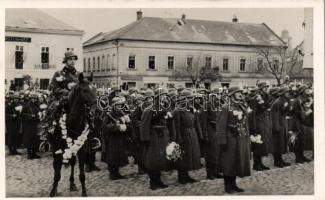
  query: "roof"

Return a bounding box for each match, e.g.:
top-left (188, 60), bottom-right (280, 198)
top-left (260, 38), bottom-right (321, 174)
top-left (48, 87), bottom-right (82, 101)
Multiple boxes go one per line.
top-left (83, 17), bottom-right (286, 47)
top-left (6, 9), bottom-right (83, 35)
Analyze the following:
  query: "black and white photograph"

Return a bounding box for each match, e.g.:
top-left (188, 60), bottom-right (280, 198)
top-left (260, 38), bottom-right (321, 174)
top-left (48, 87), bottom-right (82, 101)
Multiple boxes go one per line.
top-left (1, 0), bottom-right (324, 199)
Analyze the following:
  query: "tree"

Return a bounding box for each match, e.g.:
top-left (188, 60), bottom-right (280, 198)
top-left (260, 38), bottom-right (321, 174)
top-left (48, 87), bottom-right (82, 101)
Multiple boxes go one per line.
top-left (256, 46), bottom-right (287, 85)
top-left (286, 42), bottom-right (304, 79)
top-left (173, 54), bottom-right (221, 88)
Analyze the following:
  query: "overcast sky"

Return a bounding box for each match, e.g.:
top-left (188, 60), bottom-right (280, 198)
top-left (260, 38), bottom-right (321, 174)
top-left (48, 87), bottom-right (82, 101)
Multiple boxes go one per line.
top-left (43, 8), bottom-right (306, 46)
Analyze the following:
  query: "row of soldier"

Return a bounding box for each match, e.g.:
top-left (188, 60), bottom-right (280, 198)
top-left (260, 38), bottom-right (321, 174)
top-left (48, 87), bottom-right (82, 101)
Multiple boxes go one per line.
top-left (95, 82), bottom-right (313, 193)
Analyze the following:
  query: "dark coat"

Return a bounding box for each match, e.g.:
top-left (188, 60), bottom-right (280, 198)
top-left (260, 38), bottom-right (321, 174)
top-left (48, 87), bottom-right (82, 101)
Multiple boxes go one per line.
top-left (219, 102), bottom-right (251, 178)
top-left (5, 102), bottom-right (22, 146)
top-left (140, 110), bottom-right (173, 171)
top-left (103, 110), bottom-right (130, 167)
top-left (22, 102), bottom-right (40, 147)
top-left (49, 66), bottom-right (80, 101)
top-left (248, 92), bottom-right (273, 155)
top-left (271, 97), bottom-right (290, 154)
top-left (173, 110), bottom-right (202, 171)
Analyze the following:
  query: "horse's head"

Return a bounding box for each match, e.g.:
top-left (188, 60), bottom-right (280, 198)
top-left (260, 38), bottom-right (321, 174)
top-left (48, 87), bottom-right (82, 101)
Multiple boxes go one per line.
top-left (73, 73), bottom-right (97, 106)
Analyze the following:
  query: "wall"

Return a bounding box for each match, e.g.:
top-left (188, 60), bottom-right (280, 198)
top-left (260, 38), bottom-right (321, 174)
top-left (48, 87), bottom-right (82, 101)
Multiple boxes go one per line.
top-left (5, 30), bottom-right (83, 85)
top-left (83, 39), bottom-right (281, 88)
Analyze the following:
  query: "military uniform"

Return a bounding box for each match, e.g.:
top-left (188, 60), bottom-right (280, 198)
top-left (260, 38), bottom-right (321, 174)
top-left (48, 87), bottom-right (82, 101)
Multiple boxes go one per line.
top-left (218, 87), bottom-right (250, 194)
top-left (22, 94), bottom-right (41, 159)
top-left (103, 97), bottom-right (130, 180)
top-left (271, 87), bottom-right (291, 167)
top-left (5, 95), bottom-right (22, 155)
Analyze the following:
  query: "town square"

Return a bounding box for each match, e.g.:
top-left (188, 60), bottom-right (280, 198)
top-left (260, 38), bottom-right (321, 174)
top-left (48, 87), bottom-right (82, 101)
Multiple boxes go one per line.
top-left (3, 4), bottom-right (321, 198)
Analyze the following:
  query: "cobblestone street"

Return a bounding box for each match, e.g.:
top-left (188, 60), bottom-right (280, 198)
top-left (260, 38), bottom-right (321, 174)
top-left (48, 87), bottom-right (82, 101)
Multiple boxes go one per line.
top-left (5, 149), bottom-right (313, 197)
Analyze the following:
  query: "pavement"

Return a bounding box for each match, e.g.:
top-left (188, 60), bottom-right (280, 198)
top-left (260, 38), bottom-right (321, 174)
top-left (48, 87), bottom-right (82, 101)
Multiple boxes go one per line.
top-left (5, 149), bottom-right (314, 197)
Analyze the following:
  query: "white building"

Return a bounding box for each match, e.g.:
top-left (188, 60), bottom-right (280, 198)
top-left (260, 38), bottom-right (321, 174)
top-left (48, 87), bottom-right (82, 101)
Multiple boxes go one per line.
top-left (5, 9), bottom-right (84, 90)
top-left (83, 11), bottom-right (286, 89)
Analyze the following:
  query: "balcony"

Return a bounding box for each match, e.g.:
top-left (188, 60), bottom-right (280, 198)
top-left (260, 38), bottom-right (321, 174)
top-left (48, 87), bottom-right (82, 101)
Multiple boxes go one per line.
top-left (34, 63), bottom-right (56, 69)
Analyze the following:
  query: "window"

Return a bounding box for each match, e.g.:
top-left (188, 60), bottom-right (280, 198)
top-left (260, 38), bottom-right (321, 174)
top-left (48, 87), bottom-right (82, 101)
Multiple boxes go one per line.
top-left (223, 58), bottom-right (229, 71)
top-left (67, 48), bottom-right (74, 51)
top-left (107, 55), bottom-right (110, 71)
top-left (93, 57), bottom-right (96, 71)
top-left (185, 83), bottom-right (193, 88)
top-left (87, 58), bottom-right (91, 72)
top-left (127, 82), bottom-right (136, 88)
top-left (240, 59), bottom-right (246, 72)
top-left (257, 59), bottom-right (263, 71)
top-left (146, 83), bottom-right (157, 88)
top-left (40, 79), bottom-right (49, 90)
top-left (102, 55), bottom-right (105, 71)
top-left (221, 83), bottom-right (230, 88)
top-left (41, 47), bottom-right (49, 66)
top-left (167, 56), bottom-right (174, 70)
top-left (112, 54), bottom-right (116, 70)
top-left (148, 56), bottom-right (155, 70)
top-left (205, 56), bottom-right (212, 68)
top-left (14, 78), bottom-right (23, 90)
top-left (128, 55), bottom-right (136, 69)
top-left (187, 57), bottom-right (193, 68)
top-left (15, 45), bottom-right (24, 69)
top-left (97, 57), bottom-right (100, 71)
top-left (83, 58), bottom-right (86, 72)
top-left (273, 59), bottom-right (279, 72)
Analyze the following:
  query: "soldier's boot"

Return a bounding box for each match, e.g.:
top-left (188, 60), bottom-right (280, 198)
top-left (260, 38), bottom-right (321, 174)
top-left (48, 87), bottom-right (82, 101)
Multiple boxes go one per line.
top-left (300, 150), bottom-right (311, 163)
top-left (260, 156), bottom-right (270, 170)
top-left (253, 154), bottom-right (264, 171)
top-left (224, 176), bottom-right (234, 194)
top-left (273, 154), bottom-right (284, 168)
top-left (156, 173), bottom-right (168, 189)
top-left (206, 162), bottom-right (215, 180)
top-left (184, 171), bottom-right (198, 183)
top-left (115, 168), bottom-right (126, 180)
top-left (149, 172), bottom-right (159, 190)
top-left (12, 148), bottom-right (22, 155)
top-left (85, 164), bottom-right (92, 173)
top-left (279, 154), bottom-right (291, 166)
top-left (231, 176), bottom-right (244, 193)
top-left (177, 170), bottom-right (188, 185)
top-left (294, 151), bottom-right (305, 164)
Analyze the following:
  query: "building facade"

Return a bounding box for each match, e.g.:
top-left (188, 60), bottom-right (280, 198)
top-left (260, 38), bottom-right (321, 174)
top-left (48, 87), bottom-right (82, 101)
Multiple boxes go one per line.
top-left (83, 12), bottom-right (287, 89)
top-left (5, 9), bottom-right (84, 90)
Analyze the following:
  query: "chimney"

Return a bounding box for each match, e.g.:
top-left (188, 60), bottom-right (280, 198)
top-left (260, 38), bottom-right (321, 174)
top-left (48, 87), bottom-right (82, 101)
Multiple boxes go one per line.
top-left (181, 14), bottom-right (186, 21)
top-left (232, 15), bottom-right (238, 22)
top-left (136, 10), bottom-right (143, 21)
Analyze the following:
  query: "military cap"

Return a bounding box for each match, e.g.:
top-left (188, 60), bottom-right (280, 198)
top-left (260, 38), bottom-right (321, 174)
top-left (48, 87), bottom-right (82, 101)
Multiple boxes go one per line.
top-left (277, 87), bottom-right (290, 96)
top-left (228, 86), bottom-right (243, 96)
top-left (111, 97), bottom-right (125, 106)
top-left (62, 51), bottom-right (78, 64)
top-left (154, 88), bottom-right (168, 97)
top-left (257, 82), bottom-right (269, 89)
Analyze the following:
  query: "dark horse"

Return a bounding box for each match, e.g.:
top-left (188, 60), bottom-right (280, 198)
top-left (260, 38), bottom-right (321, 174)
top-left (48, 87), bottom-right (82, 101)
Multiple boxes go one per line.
top-left (49, 73), bottom-right (97, 197)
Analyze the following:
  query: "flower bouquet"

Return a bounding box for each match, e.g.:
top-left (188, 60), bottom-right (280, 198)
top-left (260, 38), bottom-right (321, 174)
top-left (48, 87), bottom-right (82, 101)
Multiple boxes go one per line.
top-left (233, 110), bottom-right (243, 120)
top-left (15, 105), bottom-right (23, 113)
top-left (166, 142), bottom-right (182, 162)
top-left (250, 134), bottom-right (263, 144)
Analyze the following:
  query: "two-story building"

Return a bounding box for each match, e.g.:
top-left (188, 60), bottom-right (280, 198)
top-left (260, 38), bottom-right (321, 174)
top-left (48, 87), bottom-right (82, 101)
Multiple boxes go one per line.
top-left (83, 11), bottom-right (286, 89)
top-left (5, 9), bottom-right (84, 90)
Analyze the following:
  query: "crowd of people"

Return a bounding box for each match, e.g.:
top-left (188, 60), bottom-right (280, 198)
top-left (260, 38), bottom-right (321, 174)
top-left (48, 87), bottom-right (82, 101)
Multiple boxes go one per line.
top-left (5, 51), bottom-right (314, 194)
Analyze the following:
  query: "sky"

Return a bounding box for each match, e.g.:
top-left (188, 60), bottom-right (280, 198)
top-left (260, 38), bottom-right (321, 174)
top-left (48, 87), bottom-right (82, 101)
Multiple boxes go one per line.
top-left (43, 8), bottom-right (305, 47)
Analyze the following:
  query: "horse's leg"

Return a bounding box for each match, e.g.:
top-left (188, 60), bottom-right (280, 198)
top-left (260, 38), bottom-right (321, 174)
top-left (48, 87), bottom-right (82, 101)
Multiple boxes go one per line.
top-left (50, 154), bottom-right (62, 197)
top-left (69, 156), bottom-right (78, 191)
top-left (78, 148), bottom-right (87, 197)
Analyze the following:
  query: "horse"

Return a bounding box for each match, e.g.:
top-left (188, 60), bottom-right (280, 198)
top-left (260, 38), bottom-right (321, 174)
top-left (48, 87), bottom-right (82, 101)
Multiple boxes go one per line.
top-left (49, 73), bottom-right (97, 197)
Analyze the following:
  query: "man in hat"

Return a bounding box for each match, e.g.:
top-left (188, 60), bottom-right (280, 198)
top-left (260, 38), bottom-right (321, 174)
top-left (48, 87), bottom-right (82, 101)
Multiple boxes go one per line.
top-left (271, 87), bottom-right (291, 168)
top-left (218, 86), bottom-right (251, 194)
top-left (102, 97), bottom-right (131, 180)
top-left (174, 89), bottom-right (202, 184)
top-left (49, 51), bottom-right (80, 101)
top-left (22, 93), bottom-right (41, 159)
top-left (5, 93), bottom-right (22, 155)
top-left (289, 85), bottom-right (313, 163)
top-left (140, 88), bottom-right (173, 190)
top-left (248, 82), bottom-right (272, 171)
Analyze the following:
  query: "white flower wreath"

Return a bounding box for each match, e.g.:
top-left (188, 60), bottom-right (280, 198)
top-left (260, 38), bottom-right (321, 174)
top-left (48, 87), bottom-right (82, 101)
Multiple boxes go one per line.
top-left (54, 113), bottom-right (90, 163)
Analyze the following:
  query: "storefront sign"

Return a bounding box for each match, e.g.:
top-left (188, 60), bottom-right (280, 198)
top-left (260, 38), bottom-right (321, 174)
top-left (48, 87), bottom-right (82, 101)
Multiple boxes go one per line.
top-left (5, 36), bottom-right (31, 43)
